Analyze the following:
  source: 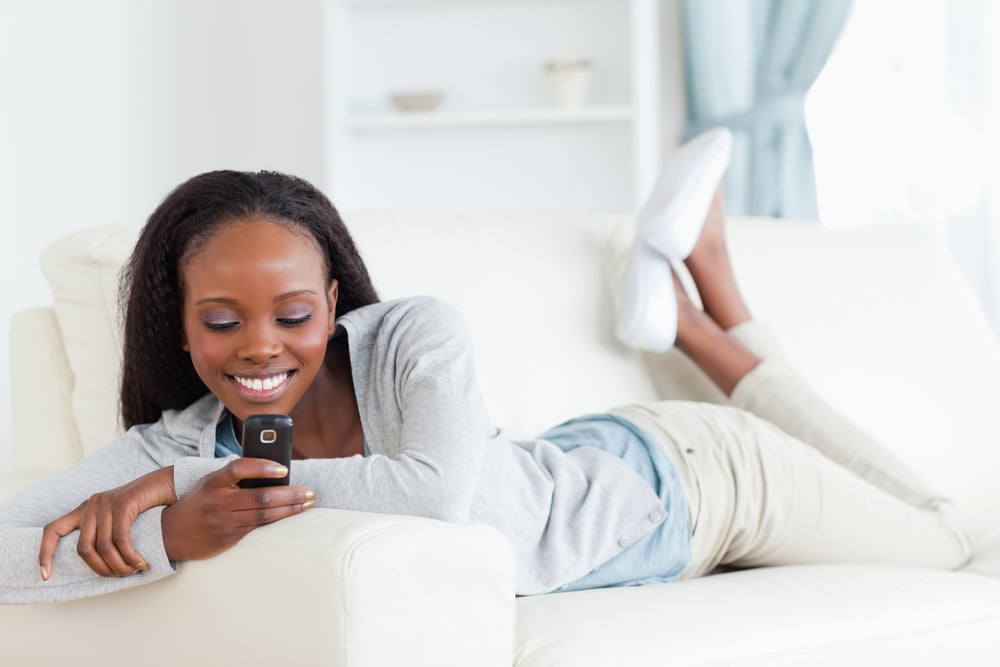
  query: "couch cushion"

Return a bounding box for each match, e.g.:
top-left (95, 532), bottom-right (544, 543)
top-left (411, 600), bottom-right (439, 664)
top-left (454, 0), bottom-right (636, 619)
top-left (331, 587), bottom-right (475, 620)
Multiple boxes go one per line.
top-left (344, 209), bottom-right (660, 438)
top-left (606, 217), bottom-right (1000, 516)
top-left (515, 565), bottom-right (1000, 666)
top-left (40, 225), bottom-right (139, 456)
top-left (38, 214), bottom-right (1000, 517)
top-left (38, 212), bottom-right (661, 455)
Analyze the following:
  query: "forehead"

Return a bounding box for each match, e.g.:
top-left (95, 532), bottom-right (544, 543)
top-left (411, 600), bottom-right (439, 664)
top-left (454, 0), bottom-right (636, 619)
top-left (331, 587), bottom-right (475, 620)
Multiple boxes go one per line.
top-left (181, 217), bottom-right (327, 292)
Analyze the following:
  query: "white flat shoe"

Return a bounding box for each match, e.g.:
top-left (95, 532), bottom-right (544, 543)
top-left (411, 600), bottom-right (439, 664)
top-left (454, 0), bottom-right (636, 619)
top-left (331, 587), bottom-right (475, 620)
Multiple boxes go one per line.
top-left (636, 127), bottom-right (732, 260)
top-left (614, 240), bottom-right (678, 353)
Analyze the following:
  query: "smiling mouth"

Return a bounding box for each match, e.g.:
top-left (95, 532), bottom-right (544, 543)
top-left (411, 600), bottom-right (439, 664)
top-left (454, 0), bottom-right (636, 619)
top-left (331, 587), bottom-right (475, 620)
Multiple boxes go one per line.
top-left (226, 370), bottom-right (294, 399)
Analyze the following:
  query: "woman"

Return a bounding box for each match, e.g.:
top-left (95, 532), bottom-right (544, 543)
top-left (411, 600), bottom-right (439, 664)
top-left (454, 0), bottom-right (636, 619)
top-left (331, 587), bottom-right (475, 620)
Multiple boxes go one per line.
top-left (0, 131), bottom-right (971, 603)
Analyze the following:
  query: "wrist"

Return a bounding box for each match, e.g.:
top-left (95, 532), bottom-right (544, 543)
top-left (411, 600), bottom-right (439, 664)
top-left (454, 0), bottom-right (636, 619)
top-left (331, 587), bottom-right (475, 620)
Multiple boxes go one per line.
top-left (159, 465), bottom-right (178, 505)
top-left (160, 504), bottom-right (180, 561)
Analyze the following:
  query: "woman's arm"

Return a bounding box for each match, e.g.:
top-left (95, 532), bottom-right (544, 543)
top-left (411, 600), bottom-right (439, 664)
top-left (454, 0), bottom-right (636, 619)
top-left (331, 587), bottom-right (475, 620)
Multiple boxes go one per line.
top-left (38, 466), bottom-right (176, 580)
top-left (173, 297), bottom-right (494, 523)
top-left (159, 458), bottom-right (314, 562)
top-left (0, 434), bottom-right (176, 604)
top-left (2, 436), bottom-right (315, 604)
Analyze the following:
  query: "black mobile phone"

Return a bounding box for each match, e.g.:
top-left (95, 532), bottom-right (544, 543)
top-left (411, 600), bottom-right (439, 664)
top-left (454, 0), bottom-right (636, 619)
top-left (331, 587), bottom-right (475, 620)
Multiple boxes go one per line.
top-left (238, 414), bottom-right (293, 488)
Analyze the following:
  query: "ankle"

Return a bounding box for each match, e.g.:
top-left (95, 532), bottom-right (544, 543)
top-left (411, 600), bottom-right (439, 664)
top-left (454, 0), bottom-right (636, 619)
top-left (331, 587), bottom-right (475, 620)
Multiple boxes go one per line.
top-left (677, 323), bottom-right (761, 397)
top-left (682, 238), bottom-right (753, 330)
top-left (683, 230), bottom-right (729, 273)
top-left (675, 303), bottom-right (717, 354)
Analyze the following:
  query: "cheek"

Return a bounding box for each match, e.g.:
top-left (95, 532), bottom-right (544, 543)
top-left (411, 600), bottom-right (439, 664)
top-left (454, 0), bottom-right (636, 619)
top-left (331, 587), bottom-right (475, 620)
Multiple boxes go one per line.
top-left (297, 325), bottom-right (332, 364)
top-left (183, 326), bottom-right (230, 378)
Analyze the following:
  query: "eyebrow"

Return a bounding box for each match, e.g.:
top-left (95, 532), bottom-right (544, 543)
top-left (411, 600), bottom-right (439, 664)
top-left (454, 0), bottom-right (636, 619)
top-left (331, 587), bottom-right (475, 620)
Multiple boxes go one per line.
top-left (194, 289), bottom-right (318, 306)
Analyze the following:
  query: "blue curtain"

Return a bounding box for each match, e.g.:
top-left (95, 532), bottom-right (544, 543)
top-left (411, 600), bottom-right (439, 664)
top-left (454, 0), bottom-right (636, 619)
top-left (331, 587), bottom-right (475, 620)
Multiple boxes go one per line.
top-left (681, 0), bottom-right (853, 219)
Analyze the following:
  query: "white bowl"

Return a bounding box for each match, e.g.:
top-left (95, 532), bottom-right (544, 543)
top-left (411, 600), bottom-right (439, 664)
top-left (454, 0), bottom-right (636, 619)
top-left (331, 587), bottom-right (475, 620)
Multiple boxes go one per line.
top-left (389, 90), bottom-right (444, 112)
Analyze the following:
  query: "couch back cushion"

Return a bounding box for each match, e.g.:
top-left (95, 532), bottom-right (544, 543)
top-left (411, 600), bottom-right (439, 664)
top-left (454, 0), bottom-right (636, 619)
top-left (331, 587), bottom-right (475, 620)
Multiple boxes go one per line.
top-left (40, 225), bottom-right (140, 459)
top-left (678, 217), bottom-right (1000, 514)
top-left (38, 212), bottom-right (1000, 514)
top-left (347, 210), bottom-right (661, 437)
top-left (39, 211), bottom-right (659, 457)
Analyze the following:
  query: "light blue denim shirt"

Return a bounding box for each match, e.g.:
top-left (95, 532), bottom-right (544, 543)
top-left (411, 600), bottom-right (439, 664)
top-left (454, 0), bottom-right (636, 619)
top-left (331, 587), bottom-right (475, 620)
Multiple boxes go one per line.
top-left (540, 414), bottom-right (691, 590)
top-left (215, 412), bottom-right (370, 458)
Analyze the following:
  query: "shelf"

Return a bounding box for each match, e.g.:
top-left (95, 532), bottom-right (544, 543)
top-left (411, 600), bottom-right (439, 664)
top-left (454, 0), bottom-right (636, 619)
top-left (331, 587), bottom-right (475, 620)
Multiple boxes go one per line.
top-left (325, 0), bottom-right (660, 210)
top-left (335, 0), bottom-right (595, 6)
top-left (335, 105), bottom-right (634, 130)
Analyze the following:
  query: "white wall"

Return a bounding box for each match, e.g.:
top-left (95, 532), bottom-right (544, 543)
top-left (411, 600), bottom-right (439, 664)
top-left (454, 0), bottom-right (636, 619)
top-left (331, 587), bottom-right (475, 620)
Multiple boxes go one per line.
top-left (0, 0), bottom-right (684, 471)
top-left (0, 0), bottom-right (326, 470)
top-left (660, 0), bottom-right (687, 153)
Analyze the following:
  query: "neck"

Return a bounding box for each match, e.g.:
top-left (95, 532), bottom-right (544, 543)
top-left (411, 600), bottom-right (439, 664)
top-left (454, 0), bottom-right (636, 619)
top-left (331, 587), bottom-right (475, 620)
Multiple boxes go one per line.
top-left (293, 334), bottom-right (352, 421)
top-left (290, 333), bottom-right (363, 458)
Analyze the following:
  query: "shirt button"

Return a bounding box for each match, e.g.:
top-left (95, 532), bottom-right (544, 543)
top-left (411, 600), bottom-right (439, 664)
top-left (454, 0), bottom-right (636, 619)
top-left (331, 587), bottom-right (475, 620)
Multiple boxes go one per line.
top-left (618, 536), bottom-right (631, 548)
top-left (648, 510), bottom-right (665, 523)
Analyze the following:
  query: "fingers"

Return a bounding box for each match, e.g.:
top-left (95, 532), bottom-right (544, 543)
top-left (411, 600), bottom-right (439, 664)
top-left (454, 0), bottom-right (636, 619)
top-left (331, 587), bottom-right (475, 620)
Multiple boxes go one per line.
top-left (76, 507), bottom-right (116, 577)
top-left (39, 507), bottom-right (84, 581)
top-left (228, 496), bottom-right (317, 529)
top-left (228, 486), bottom-right (316, 528)
top-left (230, 486), bottom-right (316, 512)
top-left (40, 499), bottom-right (151, 581)
top-left (216, 458), bottom-right (290, 488)
top-left (96, 507), bottom-right (149, 576)
top-left (80, 498), bottom-right (147, 577)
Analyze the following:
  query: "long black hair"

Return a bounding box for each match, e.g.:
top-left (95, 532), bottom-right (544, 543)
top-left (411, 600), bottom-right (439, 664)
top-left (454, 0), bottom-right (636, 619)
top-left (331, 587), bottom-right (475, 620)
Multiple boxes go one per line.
top-left (118, 170), bottom-right (379, 429)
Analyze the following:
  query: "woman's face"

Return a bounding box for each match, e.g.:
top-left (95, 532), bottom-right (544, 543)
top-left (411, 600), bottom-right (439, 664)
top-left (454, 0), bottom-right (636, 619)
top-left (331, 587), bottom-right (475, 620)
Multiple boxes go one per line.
top-left (180, 217), bottom-right (338, 422)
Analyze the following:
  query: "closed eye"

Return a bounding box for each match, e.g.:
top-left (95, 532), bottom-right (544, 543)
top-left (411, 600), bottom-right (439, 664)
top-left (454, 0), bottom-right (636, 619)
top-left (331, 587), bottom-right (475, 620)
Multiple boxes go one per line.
top-left (278, 314), bottom-right (313, 327)
top-left (204, 321), bottom-right (238, 331)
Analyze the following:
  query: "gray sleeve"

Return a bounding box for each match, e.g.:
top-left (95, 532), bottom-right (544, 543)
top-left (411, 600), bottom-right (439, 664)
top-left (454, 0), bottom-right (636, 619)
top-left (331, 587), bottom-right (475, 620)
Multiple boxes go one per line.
top-left (305, 298), bottom-right (492, 521)
top-left (174, 298), bottom-right (493, 523)
top-left (0, 431), bottom-right (177, 604)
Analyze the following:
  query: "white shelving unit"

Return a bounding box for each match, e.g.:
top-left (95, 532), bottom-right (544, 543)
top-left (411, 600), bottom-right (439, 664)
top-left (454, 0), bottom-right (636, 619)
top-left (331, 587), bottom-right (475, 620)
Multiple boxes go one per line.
top-left (324, 0), bottom-right (660, 213)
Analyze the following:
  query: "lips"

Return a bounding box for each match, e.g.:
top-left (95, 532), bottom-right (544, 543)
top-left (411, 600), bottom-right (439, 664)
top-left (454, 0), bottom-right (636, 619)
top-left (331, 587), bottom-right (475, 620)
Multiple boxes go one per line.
top-left (226, 370), bottom-right (295, 402)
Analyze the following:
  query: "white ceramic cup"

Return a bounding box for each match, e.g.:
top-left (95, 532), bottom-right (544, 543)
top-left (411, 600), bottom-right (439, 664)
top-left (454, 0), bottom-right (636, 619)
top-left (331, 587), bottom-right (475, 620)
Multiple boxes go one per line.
top-left (545, 59), bottom-right (592, 109)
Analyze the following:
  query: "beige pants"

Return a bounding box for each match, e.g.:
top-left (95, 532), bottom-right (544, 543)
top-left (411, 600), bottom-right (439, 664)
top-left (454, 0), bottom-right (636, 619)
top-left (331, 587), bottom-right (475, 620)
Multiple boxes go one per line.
top-left (611, 321), bottom-right (972, 579)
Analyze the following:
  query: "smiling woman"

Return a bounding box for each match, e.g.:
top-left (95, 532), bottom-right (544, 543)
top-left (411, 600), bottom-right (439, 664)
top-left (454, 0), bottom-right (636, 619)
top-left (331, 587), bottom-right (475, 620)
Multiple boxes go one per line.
top-left (118, 172), bottom-right (378, 431)
top-left (0, 162), bottom-right (974, 606)
top-left (179, 220), bottom-right (339, 420)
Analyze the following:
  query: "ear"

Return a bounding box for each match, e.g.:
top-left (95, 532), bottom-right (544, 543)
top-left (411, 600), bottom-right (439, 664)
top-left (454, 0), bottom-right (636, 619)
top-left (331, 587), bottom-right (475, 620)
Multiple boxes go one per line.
top-left (326, 279), bottom-right (339, 335)
top-left (181, 329), bottom-right (189, 352)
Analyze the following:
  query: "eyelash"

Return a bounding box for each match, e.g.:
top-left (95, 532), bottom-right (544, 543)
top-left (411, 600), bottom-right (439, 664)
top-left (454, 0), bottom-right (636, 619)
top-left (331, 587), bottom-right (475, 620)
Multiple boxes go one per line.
top-left (202, 314), bottom-right (313, 331)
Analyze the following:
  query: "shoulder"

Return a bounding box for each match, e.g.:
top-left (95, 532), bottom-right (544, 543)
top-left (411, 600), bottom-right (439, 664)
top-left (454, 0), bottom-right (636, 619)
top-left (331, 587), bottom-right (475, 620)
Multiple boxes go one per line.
top-left (339, 295), bottom-right (471, 343)
top-left (338, 297), bottom-right (477, 381)
top-left (137, 393), bottom-right (223, 461)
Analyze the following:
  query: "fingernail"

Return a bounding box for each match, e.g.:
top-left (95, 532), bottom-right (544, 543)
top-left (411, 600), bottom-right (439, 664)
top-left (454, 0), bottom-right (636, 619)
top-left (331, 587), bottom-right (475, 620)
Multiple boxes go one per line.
top-left (304, 489), bottom-right (316, 500)
top-left (40, 565), bottom-right (49, 581)
top-left (303, 500), bottom-right (316, 510)
top-left (275, 465), bottom-right (289, 476)
top-left (134, 560), bottom-right (149, 572)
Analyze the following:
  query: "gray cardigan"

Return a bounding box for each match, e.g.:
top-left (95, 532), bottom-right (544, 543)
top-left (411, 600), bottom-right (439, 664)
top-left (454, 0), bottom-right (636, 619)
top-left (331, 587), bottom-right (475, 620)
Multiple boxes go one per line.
top-left (0, 296), bottom-right (664, 602)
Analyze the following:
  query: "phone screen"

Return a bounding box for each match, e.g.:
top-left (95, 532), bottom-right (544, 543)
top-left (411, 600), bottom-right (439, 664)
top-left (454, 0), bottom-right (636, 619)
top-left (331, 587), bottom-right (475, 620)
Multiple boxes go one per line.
top-left (238, 414), bottom-right (293, 488)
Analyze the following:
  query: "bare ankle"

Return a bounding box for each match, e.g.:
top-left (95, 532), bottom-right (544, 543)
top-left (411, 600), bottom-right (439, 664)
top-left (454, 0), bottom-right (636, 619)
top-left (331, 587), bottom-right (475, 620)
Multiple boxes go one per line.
top-left (677, 322), bottom-right (761, 397)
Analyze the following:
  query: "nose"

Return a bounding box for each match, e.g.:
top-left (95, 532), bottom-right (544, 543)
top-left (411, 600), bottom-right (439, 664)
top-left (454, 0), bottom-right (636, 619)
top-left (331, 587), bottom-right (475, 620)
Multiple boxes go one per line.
top-left (236, 322), bottom-right (283, 365)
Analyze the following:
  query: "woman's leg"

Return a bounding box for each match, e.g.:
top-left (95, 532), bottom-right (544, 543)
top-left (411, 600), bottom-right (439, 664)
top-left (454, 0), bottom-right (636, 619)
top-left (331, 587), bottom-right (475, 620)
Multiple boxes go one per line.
top-left (614, 400), bottom-right (972, 578)
top-left (625, 181), bottom-right (974, 574)
top-left (674, 185), bottom-right (947, 511)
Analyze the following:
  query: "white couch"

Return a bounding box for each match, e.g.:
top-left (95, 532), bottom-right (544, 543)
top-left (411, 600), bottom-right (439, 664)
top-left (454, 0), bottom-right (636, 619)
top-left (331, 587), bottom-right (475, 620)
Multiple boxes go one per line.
top-left (2, 211), bottom-right (1000, 666)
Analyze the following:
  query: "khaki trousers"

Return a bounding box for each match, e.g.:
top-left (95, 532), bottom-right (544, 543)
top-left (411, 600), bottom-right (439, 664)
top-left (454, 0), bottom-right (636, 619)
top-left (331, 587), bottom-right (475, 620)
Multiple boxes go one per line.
top-left (611, 321), bottom-right (972, 578)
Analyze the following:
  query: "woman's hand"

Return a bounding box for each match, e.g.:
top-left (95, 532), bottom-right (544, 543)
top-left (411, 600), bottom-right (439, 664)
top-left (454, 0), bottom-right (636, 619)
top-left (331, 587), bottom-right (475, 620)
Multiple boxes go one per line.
top-left (160, 458), bottom-right (316, 562)
top-left (39, 466), bottom-right (177, 580)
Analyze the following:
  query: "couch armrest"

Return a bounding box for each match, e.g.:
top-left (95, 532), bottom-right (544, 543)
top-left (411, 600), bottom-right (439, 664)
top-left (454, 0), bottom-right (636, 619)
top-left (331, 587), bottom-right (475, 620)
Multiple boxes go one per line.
top-left (9, 307), bottom-right (82, 473)
top-left (0, 508), bottom-right (516, 667)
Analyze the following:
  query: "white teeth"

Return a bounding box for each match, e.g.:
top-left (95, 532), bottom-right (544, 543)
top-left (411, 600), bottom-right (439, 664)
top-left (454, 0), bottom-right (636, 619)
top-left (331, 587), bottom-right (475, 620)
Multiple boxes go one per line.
top-left (233, 372), bottom-right (288, 392)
